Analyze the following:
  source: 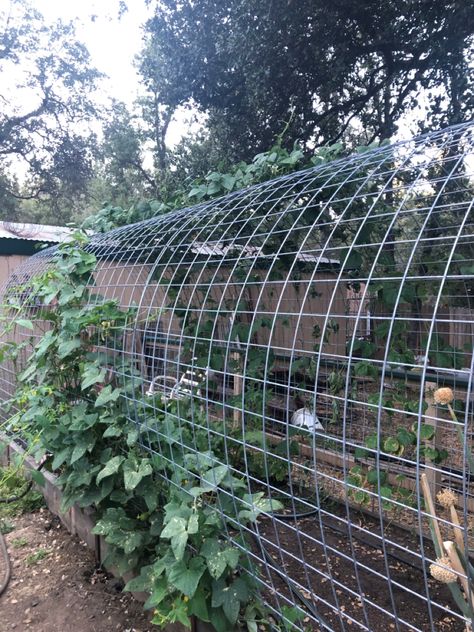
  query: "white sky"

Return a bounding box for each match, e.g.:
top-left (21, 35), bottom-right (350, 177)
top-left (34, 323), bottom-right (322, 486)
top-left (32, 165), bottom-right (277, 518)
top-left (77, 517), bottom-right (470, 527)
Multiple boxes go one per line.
top-left (25, 0), bottom-right (191, 146)
top-left (6, 1), bottom-right (469, 156)
top-left (33, 0), bottom-right (148, 106)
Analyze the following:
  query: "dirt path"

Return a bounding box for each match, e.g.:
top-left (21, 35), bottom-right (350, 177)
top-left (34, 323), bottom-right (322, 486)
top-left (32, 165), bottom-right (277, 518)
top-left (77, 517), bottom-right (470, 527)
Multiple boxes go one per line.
top-left (0, 508), bottom-right (154, 632)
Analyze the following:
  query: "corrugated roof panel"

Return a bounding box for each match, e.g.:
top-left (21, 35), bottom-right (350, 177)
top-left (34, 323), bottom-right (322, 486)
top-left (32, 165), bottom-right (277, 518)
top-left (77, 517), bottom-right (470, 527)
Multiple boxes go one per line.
top-left (0, 221), bottom-right (73, 243)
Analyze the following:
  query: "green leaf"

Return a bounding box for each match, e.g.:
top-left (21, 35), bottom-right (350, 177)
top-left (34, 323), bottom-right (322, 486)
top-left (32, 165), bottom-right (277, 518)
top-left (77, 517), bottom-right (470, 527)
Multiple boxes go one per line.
top-left (29, 469), bottom-right (46, 487)
top-left (380, 486), bottom-right (393, 499)
top-left (353, 490), bottom-right (369, 505)
top-left (238, 492), bottom-right (283, 521)
top-left (419, 424), bottom-right (435, 440)
top-left (95, 385), bottom-right (122, 407)
top-left (422, 447), bottom-right (439, 461)
top-left (33, 330), bottom-right (55, 358)
top-left (201, 539), bottom-right (227, 579)
top-left (172, 531), bottom-right (189, 561)
top-left (167, 558), bottom-right (205, 597)
top-left (96, 456), bottom-right (125, 484)
top-left (201, 465), bottom-right (228, 490)
top-left (354, 446), bottom-right (369, 460)
top-left (223, 547), bottom-right (239, 569)
top-left (188, 587), bottom-right (210, 622)
top-left (208, 607), bottom-right (230, 632)
top-left (161, 517), bottom-right (187, 539)
top-left (383, 436), bottom-right (400, 454)
top-left (222, 174), bottom-right (236, 191)
top-left (366, 469), bottom-right (387, 486)
top-left (396, 427), bottom-right (417, 446)
top-left (102, 425), bottom-right (122, 438)
top-left (124, 566), bottom-right (153, 593)
top-left (81, 366), bottom-right (107, 390)
top-left (247, 621), bottom-right (258, 632)
top-left (52, 447), bottom-right (71, 470)
top-left (353, 360), bottom-right (378, 379)
top-left (16, 318), bottom-right (33, 330)
top-left (141, 577), bottom-right (167, 609)
top-left (212, 577), bottom-right (249, 625)
top-left (123, 459), bottom-right (153, 491)
top-left (187, 513), bottom-right (199, 535)
top-left (160, 515), bottom-right (189, 559)
top-left (57, 338), bottom-right (82, 359)
top-left (340, 249), bottom-right (362, 270)
top-left (70, 439), bottom-right (91, 464)
top-left (365, 434), bottom-right (378, 450)
top-left (123, 531), bottom-right (146, 554)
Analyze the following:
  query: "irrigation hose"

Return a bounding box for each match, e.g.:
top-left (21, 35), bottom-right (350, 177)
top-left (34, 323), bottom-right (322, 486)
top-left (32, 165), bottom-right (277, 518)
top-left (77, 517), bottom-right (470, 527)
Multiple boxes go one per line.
top-left (0, 530), bottom-right (11, 598)
top-left (0, 478), bottom-right (34, 504)
top-left (0, 460), bottom-right (46, 598)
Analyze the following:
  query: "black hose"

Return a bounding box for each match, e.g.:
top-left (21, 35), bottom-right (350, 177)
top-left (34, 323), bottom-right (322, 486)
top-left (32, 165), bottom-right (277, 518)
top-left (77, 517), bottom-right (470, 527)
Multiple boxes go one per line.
top-left (0, 530), bottom-right (11, 598)
top-left (0, 478), bottom-right (34, 504)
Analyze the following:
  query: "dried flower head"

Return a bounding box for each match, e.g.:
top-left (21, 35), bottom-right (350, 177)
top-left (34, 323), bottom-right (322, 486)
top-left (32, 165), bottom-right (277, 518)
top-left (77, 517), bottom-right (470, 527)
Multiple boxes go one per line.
top-left (434, 387), bottom-right (454, 405)
top-left (429, 556), bottom-right (457, 584)
top-left (437, 488), bottom-right (458, 509)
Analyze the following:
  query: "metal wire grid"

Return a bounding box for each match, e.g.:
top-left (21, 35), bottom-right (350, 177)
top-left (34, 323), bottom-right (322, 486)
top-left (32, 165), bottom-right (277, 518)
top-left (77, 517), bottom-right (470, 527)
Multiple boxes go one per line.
top-left (1, 121), bottom-right (474, 631)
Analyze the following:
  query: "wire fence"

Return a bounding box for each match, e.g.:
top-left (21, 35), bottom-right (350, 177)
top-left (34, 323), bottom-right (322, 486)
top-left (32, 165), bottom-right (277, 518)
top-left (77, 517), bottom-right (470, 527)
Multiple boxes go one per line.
top-left (1, 121), bottom-right (474, 631)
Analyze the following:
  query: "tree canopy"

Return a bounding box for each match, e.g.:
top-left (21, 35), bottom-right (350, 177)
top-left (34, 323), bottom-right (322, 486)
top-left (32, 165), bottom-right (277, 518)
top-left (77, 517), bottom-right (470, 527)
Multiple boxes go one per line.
top-left (0, 0), bottom-right (101, 220)
top-left (140, 0), bottom-right (474, 163)
top-left (2, 0), bottom-right (473, 228)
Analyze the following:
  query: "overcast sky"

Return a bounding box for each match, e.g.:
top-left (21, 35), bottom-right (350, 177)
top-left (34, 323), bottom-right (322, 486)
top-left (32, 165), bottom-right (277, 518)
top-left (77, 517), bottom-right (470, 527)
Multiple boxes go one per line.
top-left (32, 0), bottom-right (149, 106)
top-left (20, 0), bottom-right (195, 145)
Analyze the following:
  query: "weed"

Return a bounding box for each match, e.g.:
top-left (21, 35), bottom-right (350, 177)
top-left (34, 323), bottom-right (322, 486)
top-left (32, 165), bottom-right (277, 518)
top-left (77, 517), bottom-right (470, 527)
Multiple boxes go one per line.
top-left (0, 519), bottom-right (15, 534)
top-left (25, 548), bottom-right (49, 565)
top-left (0, 465), bottom-right (44, 517)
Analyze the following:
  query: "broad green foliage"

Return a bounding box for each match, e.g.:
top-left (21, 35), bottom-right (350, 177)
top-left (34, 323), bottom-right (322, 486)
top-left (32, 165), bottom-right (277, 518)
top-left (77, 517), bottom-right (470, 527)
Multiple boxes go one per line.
top-left (83, 140), bottom-right (340, 233)
top-left (139, 0), bottom-right (474, 164)
top-left (1, 233), bottom-right (304, 631)
top-left (350, 419), bottom-right (448, 510)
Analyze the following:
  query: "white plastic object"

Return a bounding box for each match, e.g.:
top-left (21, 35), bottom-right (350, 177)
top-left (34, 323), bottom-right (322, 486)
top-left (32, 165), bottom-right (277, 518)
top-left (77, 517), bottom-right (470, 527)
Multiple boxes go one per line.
top-left (291, 407), bottom-right (323, 431)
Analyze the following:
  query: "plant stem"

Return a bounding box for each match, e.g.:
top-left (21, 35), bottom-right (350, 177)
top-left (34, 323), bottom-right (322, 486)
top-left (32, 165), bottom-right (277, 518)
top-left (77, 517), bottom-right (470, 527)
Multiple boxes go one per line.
top-left (447, 403), bottom-right (474, 474)
top-left (444, 540), bottom-right (474, 618)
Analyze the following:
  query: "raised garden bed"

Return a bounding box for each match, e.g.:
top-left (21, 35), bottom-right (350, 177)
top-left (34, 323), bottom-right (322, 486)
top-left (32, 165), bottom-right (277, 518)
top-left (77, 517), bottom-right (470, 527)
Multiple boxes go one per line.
top-left (0, 436), bottom-right (213, 632)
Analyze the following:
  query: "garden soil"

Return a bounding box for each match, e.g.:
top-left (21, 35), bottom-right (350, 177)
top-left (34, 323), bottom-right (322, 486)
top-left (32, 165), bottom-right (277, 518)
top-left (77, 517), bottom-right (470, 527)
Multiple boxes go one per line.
top-left (0, 508), bottom-right (154, 632)
top-left (0, 505), bottom-right (467, 632)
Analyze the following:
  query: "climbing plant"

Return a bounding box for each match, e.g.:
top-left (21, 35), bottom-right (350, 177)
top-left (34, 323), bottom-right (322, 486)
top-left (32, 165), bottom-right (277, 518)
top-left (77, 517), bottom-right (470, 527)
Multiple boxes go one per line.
top-left (0, 233), bottom-right (307, 632)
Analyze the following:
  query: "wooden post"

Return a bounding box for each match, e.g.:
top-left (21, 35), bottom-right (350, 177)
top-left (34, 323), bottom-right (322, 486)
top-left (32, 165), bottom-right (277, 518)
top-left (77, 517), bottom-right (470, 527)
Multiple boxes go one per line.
top-left (231, 351), bottom-right (243, 428)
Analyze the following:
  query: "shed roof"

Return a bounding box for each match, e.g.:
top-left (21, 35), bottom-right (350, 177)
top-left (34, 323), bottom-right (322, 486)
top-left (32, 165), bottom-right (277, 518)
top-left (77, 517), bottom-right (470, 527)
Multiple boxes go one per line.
top-left (0, 222), bottom-right (73, 243)
top-left (0, 221), bottom-right (73, 256)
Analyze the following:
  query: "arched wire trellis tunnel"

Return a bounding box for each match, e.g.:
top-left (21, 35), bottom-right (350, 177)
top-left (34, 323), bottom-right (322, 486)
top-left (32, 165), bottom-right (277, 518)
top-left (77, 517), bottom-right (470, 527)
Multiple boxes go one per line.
top-left (1, 122), bottom-right (474, 631)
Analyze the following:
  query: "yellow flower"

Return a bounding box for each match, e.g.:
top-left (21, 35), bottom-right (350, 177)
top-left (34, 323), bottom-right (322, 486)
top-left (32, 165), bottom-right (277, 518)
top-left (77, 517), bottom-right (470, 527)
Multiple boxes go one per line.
top-left (429, 556), bottom-right (457, 584)
top-left (436, 488), bottom-right (458, 509)
top-left (434, 387), bottom-right (454, 405)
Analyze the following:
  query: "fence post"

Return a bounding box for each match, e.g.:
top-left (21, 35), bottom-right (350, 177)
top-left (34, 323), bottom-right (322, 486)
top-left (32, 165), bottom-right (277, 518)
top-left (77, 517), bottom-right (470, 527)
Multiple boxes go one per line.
top-left (231, 351), bottom-right (243, 427)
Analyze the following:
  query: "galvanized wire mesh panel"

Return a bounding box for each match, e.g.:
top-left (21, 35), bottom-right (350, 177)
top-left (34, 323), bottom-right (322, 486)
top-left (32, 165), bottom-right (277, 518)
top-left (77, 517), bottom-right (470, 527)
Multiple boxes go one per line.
top-left (1, 121), bottom-right (474, 631)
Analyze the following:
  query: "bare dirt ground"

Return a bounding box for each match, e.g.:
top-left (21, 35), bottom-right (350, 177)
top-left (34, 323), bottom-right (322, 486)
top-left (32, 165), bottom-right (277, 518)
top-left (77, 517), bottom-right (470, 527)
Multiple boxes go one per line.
top-left (0, 508), bottom-right (155, 632)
